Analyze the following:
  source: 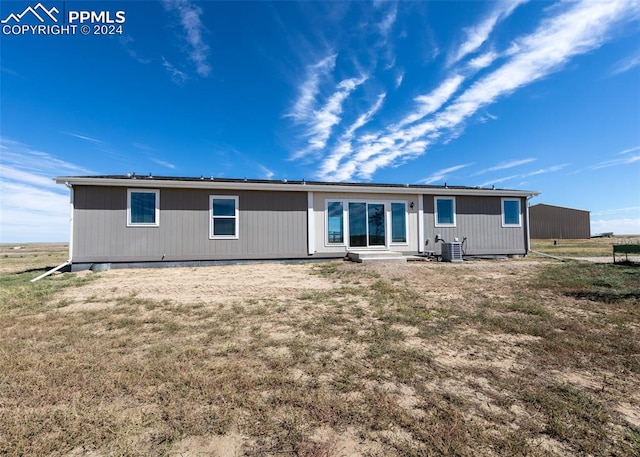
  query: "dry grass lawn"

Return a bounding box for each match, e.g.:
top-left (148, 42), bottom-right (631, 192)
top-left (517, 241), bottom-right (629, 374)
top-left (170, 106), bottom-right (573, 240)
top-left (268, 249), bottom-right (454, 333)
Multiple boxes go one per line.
top-left (0, 243), bottom-right (639, 456)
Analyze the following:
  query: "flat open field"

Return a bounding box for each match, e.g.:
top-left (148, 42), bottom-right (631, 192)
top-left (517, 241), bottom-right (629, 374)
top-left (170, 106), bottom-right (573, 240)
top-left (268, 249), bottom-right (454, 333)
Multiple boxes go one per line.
top-left (531, 236), bottom-right (640, 262)
top-left (0, 243), bottom-right (639, 456)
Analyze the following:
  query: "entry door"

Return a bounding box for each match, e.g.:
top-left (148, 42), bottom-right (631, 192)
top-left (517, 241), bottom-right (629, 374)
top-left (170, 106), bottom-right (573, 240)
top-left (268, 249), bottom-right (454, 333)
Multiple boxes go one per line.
top-left (348, 202), bottom-right (386, 248)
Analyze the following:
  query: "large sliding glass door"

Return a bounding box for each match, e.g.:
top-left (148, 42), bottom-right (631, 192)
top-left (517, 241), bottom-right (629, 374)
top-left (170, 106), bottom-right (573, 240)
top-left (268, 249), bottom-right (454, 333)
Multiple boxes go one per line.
top-left (348, 202), bottom-right (386, 248)
top-left (348, 202), bottom-right (367, 247)
top-left (327, 198), bottom-right (408, 250)
top-left (367, 203), bottom-right (385, 246)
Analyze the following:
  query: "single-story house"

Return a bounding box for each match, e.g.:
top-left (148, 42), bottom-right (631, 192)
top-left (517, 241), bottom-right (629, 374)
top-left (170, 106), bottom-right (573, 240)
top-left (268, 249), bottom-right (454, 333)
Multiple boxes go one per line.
top-left (529, 203), bottom-right (590, 239)
top-left (53, 175), bottom-right (539, 270)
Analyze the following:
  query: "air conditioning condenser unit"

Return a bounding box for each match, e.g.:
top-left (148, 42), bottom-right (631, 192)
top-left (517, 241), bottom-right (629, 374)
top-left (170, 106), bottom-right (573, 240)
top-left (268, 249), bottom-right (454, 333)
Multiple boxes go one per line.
top-left (441, 242), bottom-right (463, 262)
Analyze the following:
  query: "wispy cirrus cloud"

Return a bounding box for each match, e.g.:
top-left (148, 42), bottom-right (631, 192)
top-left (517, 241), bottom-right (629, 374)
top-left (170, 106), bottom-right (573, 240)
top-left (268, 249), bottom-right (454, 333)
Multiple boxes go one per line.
top-left (301, 75), bottom-right (367, 155)
top-left (1, 137), bottom-right (93, 175)
top-left (419, 163), bottom-right (474, 185)
top-left (60, 131), bottom-right (105, 145)
top-left (258, 164), bottom-right (275, 180)
top-left (394, 70), bottom-right (404, 88)
top-left (163, 0), bottom-right (211, 77)
top-left (0, 181), bottom-right (70, 242)
top-left (449, 0), bottom-right (528, 66)
top-left (150, 158), bottom-right (176, 169)
top-left (394, 75), bottom-right (465, 130)
top-left (478, 163), bottom-right (567, 187)
top-left (286, 54), bottom-right (337, 123)
top-left (318, 92), bottom-right (386, 180)
top-left (467, 50), bottom-right (499, 70)
top-left (527, 164), bottom-right (568, 176)
top-left (313, 0), bottom-right (639, 182)
top-left (119, 35), bottom-right (153, 65)
top-left (610, 51), bottom-right (640, 76)
top-left (161, 56), bottom-right (188, 84)
top-left (433, 1), bottom-right (639, 136)
top-left (0, 137), bottom-right (92, 242)
top-left (373, 1), bottom-right (399, 70)
top-left (376, 1), bottom-right (397, 38)
top-left (618, 145), bottom-right (640, 155)
top-left (592, 154), bottom-right (640, 169)
top-left (473, 158), bottom-right (536, 176)
top-left (287, 53), bottom-right (367, 159)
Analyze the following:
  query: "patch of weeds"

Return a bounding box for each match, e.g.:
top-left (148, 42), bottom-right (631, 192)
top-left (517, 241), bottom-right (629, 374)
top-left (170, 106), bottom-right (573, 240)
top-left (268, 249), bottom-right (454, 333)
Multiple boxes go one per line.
top-left (520, 382), bottom-right (612, 454)
top-left (162, 319), bottom-right (181, 334)
top-left (624, 426), bottom-right (640, 454)
top-left (330, 371), bottom-right (362, 393)
top-left (500, 301), bottom-right (550, 317)
top-left (467, 300), bottom-right (555, 338)
top-left (299, 290), bottom-right (331, 301)
top-left (286, 339), bottom-right (314, 364)
top-left (300, 311), bottom-right (348, 338)
top-left (371, 279), bottom-right (397, 295)
top-left (536, 263), bottom-right (640, 304)
top-left (352, 306), bottom-right (366, 318)
top-left (310, 262), bottom-right (339, 278)
top-left (108, 317), bottom-right (140, 330)
top-left (366, 279), bottom-right (431, 327)
top-left (0, 271), bottom-right (96, 314)
top-left (116, 294), bottom-right (160, 308)
top-left (231, 302), bottom-right (245, 314)
top-left (55, 298), bottom-right (73, 308)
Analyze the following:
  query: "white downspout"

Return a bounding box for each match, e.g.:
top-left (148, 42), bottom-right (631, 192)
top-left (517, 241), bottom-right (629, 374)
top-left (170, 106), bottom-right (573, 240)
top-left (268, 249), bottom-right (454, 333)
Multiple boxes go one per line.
top-left (31, 182), bottom-right (73, 282)
top-left (66, 182), bottom-right (74, 263)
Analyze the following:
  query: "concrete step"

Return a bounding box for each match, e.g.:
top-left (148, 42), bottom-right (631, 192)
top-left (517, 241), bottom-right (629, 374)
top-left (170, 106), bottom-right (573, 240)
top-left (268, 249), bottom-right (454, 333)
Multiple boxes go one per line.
top-left (347, 251), bottom-right (407, 263)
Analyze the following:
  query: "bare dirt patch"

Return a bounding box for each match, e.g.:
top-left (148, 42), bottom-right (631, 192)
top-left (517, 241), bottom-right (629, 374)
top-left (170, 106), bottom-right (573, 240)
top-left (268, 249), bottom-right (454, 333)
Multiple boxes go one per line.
top-left (56, 263), bottom-right (337, 310)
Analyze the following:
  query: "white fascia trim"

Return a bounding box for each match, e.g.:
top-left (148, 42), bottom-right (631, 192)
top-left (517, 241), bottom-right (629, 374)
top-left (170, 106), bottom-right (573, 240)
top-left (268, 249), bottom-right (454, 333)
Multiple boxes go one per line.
top-left (54, 177), bottom-right (539, 198)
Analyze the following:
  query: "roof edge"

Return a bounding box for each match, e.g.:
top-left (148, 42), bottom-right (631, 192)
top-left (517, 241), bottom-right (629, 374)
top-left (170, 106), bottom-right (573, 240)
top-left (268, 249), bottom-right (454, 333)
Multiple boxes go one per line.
top-left (530, 203), bottom-right (589, 213)
top-left (54, 175), bottom-right (540, 197)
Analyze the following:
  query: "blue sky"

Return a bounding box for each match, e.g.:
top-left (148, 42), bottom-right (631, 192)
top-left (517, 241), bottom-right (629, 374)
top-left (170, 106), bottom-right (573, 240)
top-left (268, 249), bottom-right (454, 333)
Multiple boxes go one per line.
top-left (1, 0), bottom-right (639, 242)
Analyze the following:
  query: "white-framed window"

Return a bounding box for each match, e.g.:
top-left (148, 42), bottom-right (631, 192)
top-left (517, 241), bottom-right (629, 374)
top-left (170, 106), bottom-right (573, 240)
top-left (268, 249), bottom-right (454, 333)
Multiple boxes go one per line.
top-left (434, 196), bottom-right (456, 227)
top-left (127, 189), bottom-right (159, 227)
top-left (326, 200), bottom-right (345, 245)
top-left (502, 198), bottom-right (521, 227)
top-left (390, 201), bottom-right (408, 244)
top-left (210, 195), bottom-right (239, 239)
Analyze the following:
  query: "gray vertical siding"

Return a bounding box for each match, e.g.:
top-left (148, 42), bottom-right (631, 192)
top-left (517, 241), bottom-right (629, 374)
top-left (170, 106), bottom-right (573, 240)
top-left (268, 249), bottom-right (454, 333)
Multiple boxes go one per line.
top-left (529, 204), bottom-right (590, 239)
top-left (72, 185), bottom-right (532, 263)
top-left (72, 186), bottom-right (309, 262)
top-left (423, 195), bottom-right (528, 255)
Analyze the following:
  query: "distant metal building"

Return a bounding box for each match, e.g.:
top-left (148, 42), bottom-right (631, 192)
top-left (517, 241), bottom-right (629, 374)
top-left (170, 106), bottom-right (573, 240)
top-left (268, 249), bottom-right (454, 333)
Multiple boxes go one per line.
top-left (529, 203), bottom-right (590, 239)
